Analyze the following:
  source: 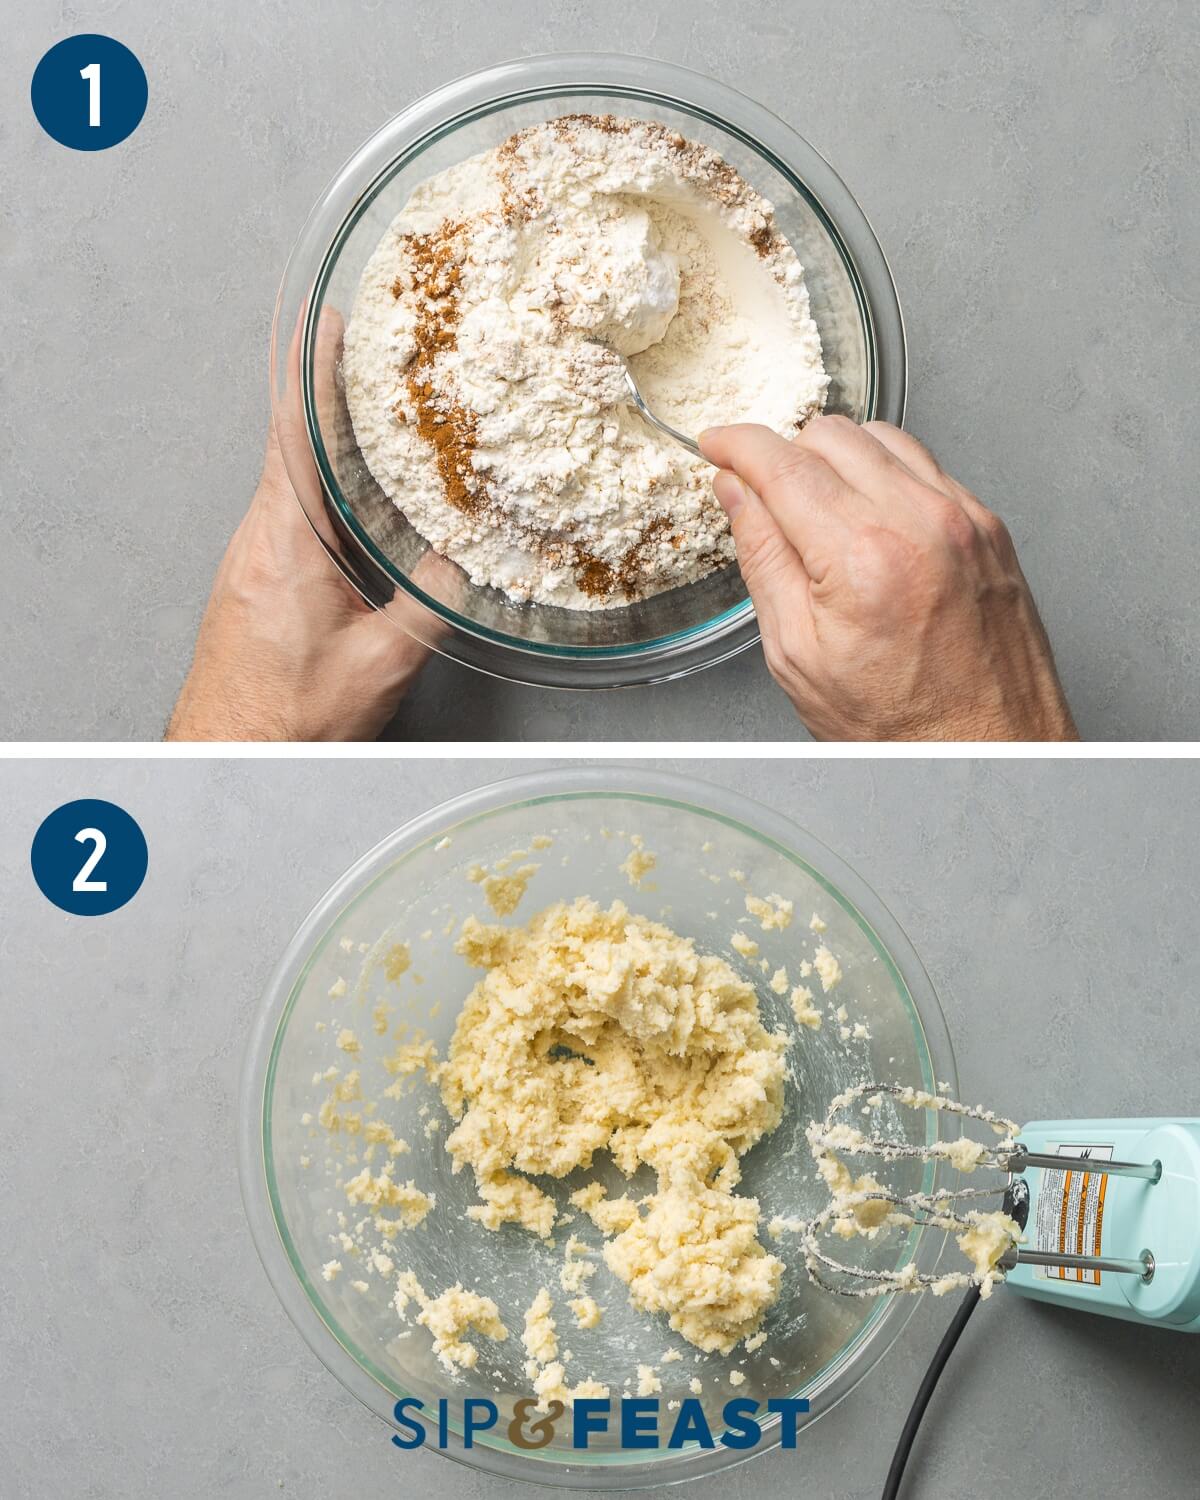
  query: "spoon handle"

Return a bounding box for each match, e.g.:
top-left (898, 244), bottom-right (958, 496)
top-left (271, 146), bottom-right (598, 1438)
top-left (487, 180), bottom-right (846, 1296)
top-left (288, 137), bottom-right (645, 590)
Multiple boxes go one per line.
top-left (622, 367), bottom-right (712, 464)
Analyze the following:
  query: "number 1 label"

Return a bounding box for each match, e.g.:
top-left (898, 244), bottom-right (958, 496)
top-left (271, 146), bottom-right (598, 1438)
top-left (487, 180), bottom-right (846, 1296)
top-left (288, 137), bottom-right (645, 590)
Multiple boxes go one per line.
top-left (32, 35), bottom-right (145, 151)
top-left (80, 62), bottom-right (101, 126)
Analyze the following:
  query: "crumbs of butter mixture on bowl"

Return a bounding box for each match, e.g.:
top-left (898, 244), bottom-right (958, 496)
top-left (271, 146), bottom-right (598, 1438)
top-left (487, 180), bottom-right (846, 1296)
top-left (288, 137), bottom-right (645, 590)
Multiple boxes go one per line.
top-left (298, 840), bottom-right (880, 1400)
top-left (394, 1272), bottom-right (508, 1371)
top-left (438, 896), bottom-right (788, 1354)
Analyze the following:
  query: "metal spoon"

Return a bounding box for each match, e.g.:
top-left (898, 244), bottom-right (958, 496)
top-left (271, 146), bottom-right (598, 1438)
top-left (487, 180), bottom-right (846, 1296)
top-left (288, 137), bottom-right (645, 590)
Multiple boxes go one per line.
top-left (608, 349), bottom-right (714, 464)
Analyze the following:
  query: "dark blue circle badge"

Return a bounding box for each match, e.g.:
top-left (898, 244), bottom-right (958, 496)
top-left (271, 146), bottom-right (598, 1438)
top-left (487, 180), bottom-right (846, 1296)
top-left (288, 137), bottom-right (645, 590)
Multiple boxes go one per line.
top-left (31, 799), bottom-right (148, 916)
top-left (31, 35), bottom-right (148, 151)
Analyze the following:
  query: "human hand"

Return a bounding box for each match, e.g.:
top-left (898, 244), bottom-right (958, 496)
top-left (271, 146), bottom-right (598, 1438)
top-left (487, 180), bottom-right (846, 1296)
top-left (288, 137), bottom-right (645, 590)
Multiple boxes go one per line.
top-left (165, 419), bottom-right (433, 741)
top-left (699, 417), bottom-right (1077, 742)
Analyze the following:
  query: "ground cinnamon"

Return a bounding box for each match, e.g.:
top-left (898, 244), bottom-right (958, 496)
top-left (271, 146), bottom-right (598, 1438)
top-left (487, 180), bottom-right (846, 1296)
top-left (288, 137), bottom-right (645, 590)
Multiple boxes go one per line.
top-left (400, 223), bottom-right (485, 515)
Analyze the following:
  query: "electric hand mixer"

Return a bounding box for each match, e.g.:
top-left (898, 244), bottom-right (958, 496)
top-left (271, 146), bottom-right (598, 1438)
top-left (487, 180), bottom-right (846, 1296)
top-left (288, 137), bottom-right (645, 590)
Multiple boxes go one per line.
top-left (797, 1083), bottom-right (1200, 1499)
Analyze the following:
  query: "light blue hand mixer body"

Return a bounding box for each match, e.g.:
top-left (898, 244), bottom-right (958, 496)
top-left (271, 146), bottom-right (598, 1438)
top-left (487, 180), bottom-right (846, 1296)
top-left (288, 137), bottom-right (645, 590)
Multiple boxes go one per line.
top-left (801, 1093), bottom-right (1200, 1498)
top-left (801, 1085), bottom-right (1200, 1333)
top-left (1000, 1116), bottom-right (1200, 1331)
top-left (798, 1092), bottom-right (1200, 1500)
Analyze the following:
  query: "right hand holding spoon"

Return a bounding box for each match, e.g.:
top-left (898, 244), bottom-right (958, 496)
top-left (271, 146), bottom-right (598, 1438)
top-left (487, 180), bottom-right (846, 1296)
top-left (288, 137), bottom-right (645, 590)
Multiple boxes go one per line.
top-left (699, 416), bottom-right (1078, 742)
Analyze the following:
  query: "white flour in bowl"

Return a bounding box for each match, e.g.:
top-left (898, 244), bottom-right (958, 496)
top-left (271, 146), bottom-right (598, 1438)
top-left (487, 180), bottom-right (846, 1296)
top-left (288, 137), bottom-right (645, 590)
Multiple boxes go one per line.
top-left (342, 114), bottom-right (828, 609)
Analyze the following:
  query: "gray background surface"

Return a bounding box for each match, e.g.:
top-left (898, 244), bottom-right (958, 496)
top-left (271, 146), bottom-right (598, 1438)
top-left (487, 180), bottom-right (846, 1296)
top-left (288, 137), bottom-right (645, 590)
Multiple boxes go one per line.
top-left (3, 755), bottom-right (1200, 1497)
top-left (4, 0), bottom-right (1200, 741)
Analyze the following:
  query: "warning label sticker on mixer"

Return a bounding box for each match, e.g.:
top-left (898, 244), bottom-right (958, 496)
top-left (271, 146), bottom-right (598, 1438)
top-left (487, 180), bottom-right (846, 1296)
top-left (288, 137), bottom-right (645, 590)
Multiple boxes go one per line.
top-left (1033, 1142), bottom-right (1114, 1284)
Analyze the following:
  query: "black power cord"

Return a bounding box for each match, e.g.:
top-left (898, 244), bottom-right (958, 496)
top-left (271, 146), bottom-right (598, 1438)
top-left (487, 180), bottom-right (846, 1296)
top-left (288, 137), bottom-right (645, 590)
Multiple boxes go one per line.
top-left (881, 1177), bottom-right (1029, 1498)
top-left (880, 1286), bottom-right (983, 1500)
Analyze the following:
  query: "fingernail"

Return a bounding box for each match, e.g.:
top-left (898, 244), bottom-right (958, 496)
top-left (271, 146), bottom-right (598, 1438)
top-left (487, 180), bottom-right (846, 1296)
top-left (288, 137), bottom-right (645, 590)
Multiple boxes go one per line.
top-left (712, 469), bottom-right (749, 518)
top-left (697, 426), bottom-right (723, 461)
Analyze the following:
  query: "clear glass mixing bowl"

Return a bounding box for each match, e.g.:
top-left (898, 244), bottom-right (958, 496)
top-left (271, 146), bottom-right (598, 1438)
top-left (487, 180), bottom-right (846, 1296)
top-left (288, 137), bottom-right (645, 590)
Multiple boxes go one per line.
top-left (239, 768), bottom-right (957, 1488)
top-left (271, 55), bottom-right (907, 688)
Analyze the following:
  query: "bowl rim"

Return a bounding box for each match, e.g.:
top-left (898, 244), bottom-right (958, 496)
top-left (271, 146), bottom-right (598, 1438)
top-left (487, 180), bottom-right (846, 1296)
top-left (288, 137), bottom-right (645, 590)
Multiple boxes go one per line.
top-left (271, 52), bottom-right (907, 688)
top-left (238, 766), bottom-right (955, 1490)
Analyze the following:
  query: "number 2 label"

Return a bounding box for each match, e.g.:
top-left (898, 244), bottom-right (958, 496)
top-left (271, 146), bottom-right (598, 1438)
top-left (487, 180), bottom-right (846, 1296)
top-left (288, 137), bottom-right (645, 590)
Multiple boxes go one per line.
top-left (31, 799), bottom-right (146, 915)
top-left (73, 827), bottom-right (108, 892)
top-left (80, 62), bottom-right (100, 126)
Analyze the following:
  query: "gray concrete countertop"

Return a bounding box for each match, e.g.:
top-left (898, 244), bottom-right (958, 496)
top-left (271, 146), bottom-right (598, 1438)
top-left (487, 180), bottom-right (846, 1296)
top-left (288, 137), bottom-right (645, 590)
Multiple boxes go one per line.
top-left (3, 756), bottom-right (1200, 1497)
top-left (4, 1), bottom-right (1200, 740)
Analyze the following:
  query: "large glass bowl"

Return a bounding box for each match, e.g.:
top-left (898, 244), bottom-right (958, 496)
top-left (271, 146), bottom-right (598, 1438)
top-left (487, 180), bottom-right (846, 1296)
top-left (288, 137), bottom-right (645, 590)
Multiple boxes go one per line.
top-left (239, 768), bottom-right (957, 1489)
top-left (271, 55), bottom-right (907, 688)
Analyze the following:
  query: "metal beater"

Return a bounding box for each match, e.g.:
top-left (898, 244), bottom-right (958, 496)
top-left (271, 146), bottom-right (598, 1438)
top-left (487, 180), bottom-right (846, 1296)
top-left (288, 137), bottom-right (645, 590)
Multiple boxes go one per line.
top-left (800, 1082), bottom-right (1199, 1327)
top-left (797, 1083), bottom-right (1200, 1500)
